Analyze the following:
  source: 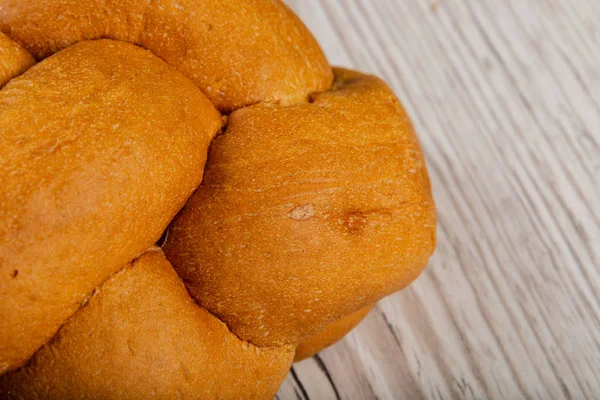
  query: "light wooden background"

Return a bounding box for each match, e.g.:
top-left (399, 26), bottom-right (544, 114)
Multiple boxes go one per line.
top-left (278, 1), bottom-right (600, 399)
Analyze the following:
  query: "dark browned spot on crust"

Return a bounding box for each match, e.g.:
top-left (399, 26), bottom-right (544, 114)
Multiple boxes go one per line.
top-left (341, 210), bottom-right (369, 236)
top-left (12, 270), bottom-right (19, 278)
top-left (338, 208), bottom-right (396, 236)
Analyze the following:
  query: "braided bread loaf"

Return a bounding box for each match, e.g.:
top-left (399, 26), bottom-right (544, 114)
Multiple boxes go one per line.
top-left (0, 1), bottom-right (436, 398)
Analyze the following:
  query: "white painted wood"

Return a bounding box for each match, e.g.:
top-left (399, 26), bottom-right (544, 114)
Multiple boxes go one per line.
top-left (279, 1), bottom-right (600, 399)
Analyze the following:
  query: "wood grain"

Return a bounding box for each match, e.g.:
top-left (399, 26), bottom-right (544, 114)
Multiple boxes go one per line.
top-left (280, 1), bottom-right (600, 399)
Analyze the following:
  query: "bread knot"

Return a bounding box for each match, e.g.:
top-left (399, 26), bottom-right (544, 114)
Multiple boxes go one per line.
top-left (0, 2), bottom-right (436, 398)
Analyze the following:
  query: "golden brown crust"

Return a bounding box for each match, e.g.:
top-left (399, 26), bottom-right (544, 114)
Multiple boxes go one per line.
top-left (0, 249), bottom-right (294, 399)
top-left (0, 0), bottom-right (333, 112)
top-left (164, 68), bottom-right (437, 348)
top-left (0, 1), bottom-right (437, 395)
top-left (0, 40), bottom-right (221, 372)
top-left (294, 305), bottom-right (375, 362)
top-left (0, 32), bottom-right (34, 88)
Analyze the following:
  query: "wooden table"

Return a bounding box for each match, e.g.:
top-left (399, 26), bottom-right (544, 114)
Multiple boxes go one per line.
top-left (278, 1), bottom-right (600, 399)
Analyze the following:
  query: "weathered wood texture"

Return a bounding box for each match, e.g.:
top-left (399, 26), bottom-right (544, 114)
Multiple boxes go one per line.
top-left (279, 1), bottom-right (600, 399)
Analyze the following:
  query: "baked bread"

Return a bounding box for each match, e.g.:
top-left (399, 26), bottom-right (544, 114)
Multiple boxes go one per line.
top-left (0, 39), bottom-right (221, 373)
top-left (0, 0), bottom-right (436, 398)
top-left (295, 305), bottom-right (375, 362)
top-left (0, 32), bottom-right (34, 88)
top-left (0, 0), bottom-right (331, 112)
top-left (0, 249), bottom-right (293, 399)
top-left (164, 68), bottom-right (436, 348)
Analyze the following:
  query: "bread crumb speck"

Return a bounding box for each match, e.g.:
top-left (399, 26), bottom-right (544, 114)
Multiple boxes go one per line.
top-left (288, 205), bottom-right (315, 221)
